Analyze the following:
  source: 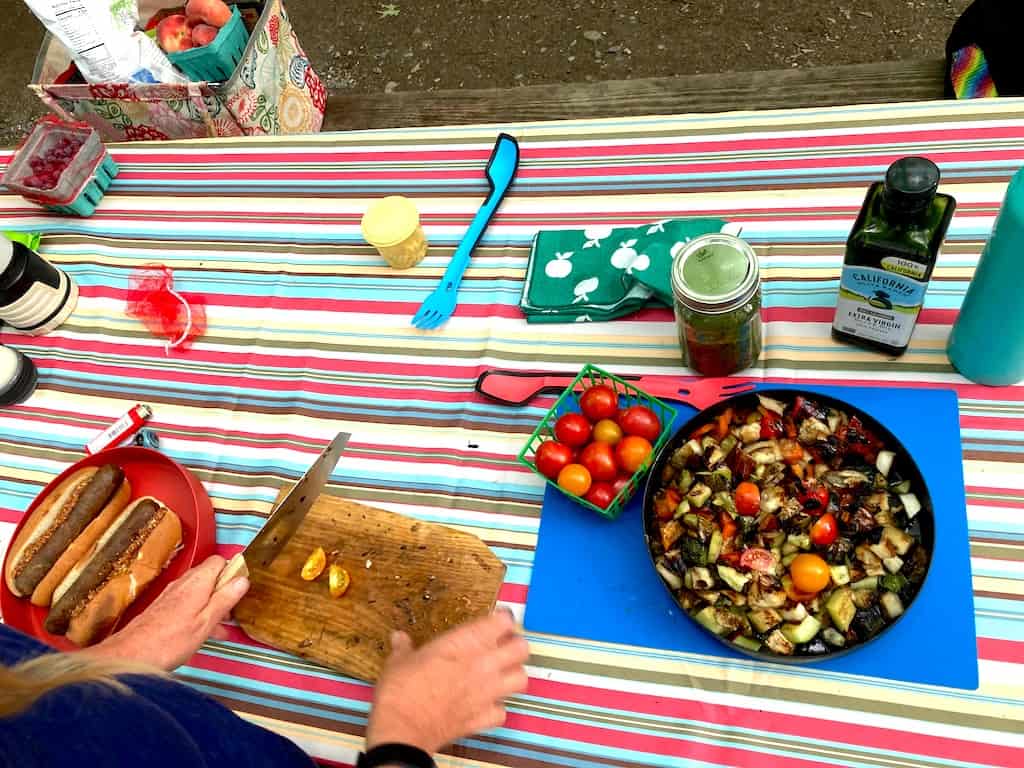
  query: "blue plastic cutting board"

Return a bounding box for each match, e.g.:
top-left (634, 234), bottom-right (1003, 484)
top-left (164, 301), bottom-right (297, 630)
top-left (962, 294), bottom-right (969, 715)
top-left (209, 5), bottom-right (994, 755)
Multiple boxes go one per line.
top-left (524, 385), bottom-right (979, 690)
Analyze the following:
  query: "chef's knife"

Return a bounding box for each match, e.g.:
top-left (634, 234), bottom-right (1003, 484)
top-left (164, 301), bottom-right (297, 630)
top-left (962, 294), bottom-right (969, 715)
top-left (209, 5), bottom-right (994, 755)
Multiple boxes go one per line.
top-left (214, 432), bottom-right (349, 590)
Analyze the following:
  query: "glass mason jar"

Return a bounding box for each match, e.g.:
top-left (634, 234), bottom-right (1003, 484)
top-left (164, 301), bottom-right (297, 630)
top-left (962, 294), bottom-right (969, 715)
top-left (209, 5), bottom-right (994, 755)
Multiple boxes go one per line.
top-left (670, 233), bottom-right (763, 376)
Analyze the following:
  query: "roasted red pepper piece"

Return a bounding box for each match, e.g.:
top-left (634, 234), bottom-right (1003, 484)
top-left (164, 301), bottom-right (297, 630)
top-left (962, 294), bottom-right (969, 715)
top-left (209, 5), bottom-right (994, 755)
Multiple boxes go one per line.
top-left (760, 411), bottom-right (784, 439)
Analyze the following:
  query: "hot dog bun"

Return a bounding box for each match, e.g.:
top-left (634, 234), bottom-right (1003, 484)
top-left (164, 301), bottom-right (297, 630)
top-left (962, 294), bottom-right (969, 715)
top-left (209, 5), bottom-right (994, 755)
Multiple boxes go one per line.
top-left (47, 496), bottom-right (182, 647)
top-left (4, 465), bottom-right (129, 601)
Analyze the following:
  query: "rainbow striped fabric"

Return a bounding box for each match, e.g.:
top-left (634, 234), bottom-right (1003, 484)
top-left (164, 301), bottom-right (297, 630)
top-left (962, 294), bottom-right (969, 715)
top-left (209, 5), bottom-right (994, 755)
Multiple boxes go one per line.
top-left (1, 98), bottom-right (1023, 768)
top-left (951, 45), bottom-right (999, 100)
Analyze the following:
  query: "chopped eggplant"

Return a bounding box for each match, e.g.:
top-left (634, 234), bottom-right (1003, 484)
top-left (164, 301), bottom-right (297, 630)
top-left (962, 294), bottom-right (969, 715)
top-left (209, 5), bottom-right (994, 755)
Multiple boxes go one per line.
top-left (757, 394), bottom-right (786, 415)
top-left (798, 418), bottom-right (831, 445)
top-left (713, 607), bottom-right (749, 634)
top-left (880, 525), bottom-right (914, 556)
top-left (875, 450), bottom-right (895, 477)
top-left (826, 587), bottom-right (856, 632)
top-left (852, 605), bottom-right (886, 639)
top-left (855, 544), bottom-right (885, 576)
top-left (764, 629), bottom-right (795, 655)
top-left (745, 440), bottom-right (783, 464)
top-left (781, 603), bottom-right (808, 623)
top-left (656, 560), bottom-right (684, 590)
top-left (748, 607), bottom-right (783, 633)
top-left (707, 466), bottom-right (732, 492)
top-left (738, 422), bottom-right (762, 444)
top-left (689, 567), bottom-right (714, 590)
top-left (718, 565), bottom-right (750, 592)
top-left (850, 588), bottom-right (877, 610)
top-left (902, 546), bottom-right (929, 585)
top-left (899, 492), bottom-right (922, 519)
top-left (801, 637), bottom-right (829, 655)
top-left (759, 485), bottom-right (784, 514)
top-left (824, 470), bottom-right (871, 490)
top-left (696, 590), bottom-right (722, 604)
top-left (781, 615), bottom-right (822, 645)
top-left (826, 537), bottom-right (853, 563)
top-left (826, 409), bottom-right (842, 434)
top-left (673, 499), bottom-right (692, 520)
top-left (880, 591), bottom-right (905, 619)
top-left (748, 580), bottom-right (788, 609)
top-left (660, 519), bottom-right (684, 551)
top-left (882, 556), bottom-right (904, 573)
top-left (778, 497), bottom-right (803, 522)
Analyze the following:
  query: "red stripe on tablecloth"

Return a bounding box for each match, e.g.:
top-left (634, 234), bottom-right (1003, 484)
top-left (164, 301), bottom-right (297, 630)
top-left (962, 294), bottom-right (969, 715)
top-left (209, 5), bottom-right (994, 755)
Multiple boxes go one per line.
top-left (108, 125), bottom-right (1024, 166)
top-left (522, 678), bottom-right (1021, 767)
top-left (961, 416), bottom-right (1024, 431)
top-left (978, 638), bottom-right (1024, 664)
top-left (188, 651), bottom-right (374, 700)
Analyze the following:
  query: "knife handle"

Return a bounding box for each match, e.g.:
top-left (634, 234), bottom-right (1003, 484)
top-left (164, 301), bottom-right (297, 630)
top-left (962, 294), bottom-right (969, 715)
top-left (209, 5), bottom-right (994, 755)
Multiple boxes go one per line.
top-left (215, 552), bottom-right (250, 592)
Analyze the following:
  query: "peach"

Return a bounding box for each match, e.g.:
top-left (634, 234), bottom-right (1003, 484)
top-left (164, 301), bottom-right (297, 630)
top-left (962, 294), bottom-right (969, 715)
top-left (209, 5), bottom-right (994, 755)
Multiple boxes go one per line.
top-left (156, 14), bottom-right (195, 53)
top-left (191, 23), bottom-right (219, 47)
top-left (185, 0), bottom-right (232, 28)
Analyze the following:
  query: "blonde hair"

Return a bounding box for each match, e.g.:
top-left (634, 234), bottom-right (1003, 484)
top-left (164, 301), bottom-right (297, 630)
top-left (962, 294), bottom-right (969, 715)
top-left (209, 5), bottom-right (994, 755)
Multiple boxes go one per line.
top-left (0, 653), bottom-right (165, 719)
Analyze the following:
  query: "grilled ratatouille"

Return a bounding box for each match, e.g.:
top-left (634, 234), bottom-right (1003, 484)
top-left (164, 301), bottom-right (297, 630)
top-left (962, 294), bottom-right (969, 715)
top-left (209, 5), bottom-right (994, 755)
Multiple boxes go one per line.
top-left (648, 394), bottom-right (928, 657)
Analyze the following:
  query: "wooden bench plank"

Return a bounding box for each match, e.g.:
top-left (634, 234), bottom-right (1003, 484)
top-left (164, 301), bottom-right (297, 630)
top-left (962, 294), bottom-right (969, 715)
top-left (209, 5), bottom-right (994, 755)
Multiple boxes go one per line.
top-left (324, 59), bottom-right (948, 132)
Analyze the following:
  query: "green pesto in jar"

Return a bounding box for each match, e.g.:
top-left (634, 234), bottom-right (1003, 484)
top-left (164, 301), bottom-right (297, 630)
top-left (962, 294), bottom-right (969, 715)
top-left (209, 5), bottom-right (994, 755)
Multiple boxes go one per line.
top-left (670, 233), bottom-right (762, 376)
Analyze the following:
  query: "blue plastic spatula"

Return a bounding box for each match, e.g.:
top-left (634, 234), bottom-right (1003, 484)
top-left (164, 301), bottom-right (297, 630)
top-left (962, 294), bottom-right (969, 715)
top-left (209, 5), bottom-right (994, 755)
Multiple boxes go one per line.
top-left (411, 133), bottom-right (520, 330)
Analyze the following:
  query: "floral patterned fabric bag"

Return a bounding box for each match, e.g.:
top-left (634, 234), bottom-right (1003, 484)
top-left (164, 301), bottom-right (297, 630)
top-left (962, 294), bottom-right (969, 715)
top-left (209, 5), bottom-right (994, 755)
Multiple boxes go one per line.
top-left (29, 0), bottom-right (324, 141)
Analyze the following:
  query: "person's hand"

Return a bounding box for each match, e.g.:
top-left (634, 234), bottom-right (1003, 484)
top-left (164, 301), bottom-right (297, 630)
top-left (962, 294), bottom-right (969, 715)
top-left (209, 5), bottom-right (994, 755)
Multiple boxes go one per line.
top-left (366, 610), bottom-right (530, 755)
top-left (85, 555), bottom-right (249, 671)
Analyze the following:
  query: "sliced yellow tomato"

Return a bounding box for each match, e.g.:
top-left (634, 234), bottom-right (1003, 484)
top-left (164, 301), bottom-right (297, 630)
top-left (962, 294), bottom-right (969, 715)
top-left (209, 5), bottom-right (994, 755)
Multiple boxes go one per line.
top-left (301, 546), bottom-right (327, 581)
top-left (329, 564), bottom-right (351, 598)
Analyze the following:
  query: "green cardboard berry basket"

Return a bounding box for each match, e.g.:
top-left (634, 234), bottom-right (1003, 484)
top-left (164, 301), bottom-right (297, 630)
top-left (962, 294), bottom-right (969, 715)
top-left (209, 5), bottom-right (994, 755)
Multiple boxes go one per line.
top-left (168, 6), bottom-right (249, 82)
top-left (517, 364), bottom-right (677, 520)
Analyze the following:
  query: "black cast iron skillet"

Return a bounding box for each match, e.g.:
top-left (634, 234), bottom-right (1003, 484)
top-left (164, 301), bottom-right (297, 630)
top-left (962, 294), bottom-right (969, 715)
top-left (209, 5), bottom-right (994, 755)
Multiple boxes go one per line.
top-left (642, 388), bottom-right (934, 663)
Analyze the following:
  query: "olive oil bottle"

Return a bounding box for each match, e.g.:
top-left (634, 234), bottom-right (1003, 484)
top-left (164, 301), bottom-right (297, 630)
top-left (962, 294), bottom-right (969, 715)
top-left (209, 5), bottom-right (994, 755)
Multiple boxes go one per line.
top-left (832, 157), bottom-right (956, 356)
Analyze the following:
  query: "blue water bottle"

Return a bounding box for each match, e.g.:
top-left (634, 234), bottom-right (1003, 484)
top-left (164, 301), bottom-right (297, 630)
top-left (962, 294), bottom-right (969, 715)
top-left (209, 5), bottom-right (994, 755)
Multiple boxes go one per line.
top-left (947, 167), bottom-right (1024, 385)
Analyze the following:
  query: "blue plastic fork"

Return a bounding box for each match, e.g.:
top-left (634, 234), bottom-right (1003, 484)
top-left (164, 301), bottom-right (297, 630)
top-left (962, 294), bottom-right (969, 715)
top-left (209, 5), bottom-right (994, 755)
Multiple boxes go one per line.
top-left (411, 133), bottom-right (520, 330)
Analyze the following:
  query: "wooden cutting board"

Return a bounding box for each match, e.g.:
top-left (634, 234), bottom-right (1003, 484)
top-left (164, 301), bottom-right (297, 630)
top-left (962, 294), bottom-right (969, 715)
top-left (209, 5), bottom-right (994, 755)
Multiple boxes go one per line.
top-left (231, 490), bottom-right (506, 682)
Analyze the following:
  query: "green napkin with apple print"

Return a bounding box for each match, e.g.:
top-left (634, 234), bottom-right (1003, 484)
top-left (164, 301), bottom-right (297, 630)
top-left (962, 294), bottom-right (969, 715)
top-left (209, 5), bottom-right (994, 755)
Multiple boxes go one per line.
top-left (520, 218), bottom-right (728, 323)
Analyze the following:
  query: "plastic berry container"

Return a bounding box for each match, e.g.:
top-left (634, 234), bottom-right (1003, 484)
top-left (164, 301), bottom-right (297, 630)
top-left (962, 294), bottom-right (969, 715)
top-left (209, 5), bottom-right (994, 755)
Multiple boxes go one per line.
top-left (168, 6), bottom-right (249, 82)
top-left (2, 115), bottom-right (119, 218)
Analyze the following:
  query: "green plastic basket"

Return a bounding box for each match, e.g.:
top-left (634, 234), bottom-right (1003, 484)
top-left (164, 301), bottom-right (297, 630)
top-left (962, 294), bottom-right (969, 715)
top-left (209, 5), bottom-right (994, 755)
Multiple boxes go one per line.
top-left (168, 6), bottom-right (248, 82)
top-left (517, 364), bottom-right (678, 520)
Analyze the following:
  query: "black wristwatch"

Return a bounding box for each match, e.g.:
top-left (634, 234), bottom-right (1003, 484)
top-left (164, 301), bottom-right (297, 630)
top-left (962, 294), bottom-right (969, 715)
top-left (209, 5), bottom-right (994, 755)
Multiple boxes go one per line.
top-left (356, 743), bottom-right (437, 768)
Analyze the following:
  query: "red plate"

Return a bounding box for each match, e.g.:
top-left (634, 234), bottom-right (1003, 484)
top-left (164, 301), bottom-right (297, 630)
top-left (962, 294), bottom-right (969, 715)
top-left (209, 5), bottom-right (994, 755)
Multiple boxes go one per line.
top-left (0, 446), bottom-right (215, 650)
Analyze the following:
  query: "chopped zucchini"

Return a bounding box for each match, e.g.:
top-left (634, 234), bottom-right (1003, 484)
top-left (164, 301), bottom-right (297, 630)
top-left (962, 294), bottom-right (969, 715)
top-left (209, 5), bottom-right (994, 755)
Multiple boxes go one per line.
top-left (787, 533), bottom-right (812, 551)
top-left (875, 450), bottom-right (896, 477)
top-left (798, 418), bottom-right (830, 444)
top-left (707, 445), bottom-right (725, 467)
top-left (686, 482), bottom-right (712, 508)
top-left (655, 560), bottom-right (684, 590)
top-left (782, 541), bottom-right (798, 556)
top-left (880, 591), bottom-right (905, 619)
top-left (694, 606), bottom-right (729, 636)
top-left (757, 394), bottom-right (785, 415)
top-left (713, 607), bottom-right (749, 634)
top-left (732, 635), bottom-right (762, 652)
top-left (745, 440), bottom-right (782, 464)
top-left (850, 588), bottom-right (876, 610)
top-left (678, 537), bottom-right (707, 566)
top-left (890, 479), bottom-right (912, 495)
top-left (823, 627), bottom-right (847, 648)
top-left (717, 565), bottom-right (750, 592)
top-left (828, 564), bottom-right (851, 586)
top-left (707, 466), bottom-right (732, 491)
top-left (701, 435), bottom-right (719, 453)
top-left (899, 492), bottom-right (922, 519)
top-left (883, 556), bottom-right (904, 574)
top-left (672, 499), bottom-right (692, 520)
top-left (781, 553), bottom-right (798, 568)
top-left (826, 587), bottom-right (856, 632)
top-left (764, 629), bottom-right (795, 655)
top-left (880, 573), bottom-right (908, 594)
top-left (696, 590), bottom-right (721, 604)
top-left (781, 615), bottom-right (822, 645)
top-left (748, 581), bottom-right (787, 609)
top-left (720, 435), bottom-right (738, 459)
top-left (781, 603), bottom-right (808, 623)
top-left (676, 469), bottom-right (694, 492)
top-left (748, 608), bottom-right (783, 633)
top-left (852, 576), bottom-right (879, 591)
top-left (707, 529), bottom-right (724, 564)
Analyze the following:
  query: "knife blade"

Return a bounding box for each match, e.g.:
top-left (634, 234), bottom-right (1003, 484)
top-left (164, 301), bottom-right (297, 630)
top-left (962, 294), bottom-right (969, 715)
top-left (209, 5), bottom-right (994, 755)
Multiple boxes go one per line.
top-left (215, 432), bottom-right (349, 590)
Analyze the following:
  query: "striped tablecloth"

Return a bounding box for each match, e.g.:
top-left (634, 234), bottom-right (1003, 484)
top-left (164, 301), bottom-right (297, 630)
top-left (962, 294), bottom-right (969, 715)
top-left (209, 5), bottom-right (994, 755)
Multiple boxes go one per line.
top-left (1, 98), bottom-right (1022, 768)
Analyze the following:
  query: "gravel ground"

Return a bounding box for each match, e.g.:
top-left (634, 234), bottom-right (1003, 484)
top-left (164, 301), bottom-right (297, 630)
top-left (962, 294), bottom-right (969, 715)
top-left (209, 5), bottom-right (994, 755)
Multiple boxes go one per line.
top-left (2, 0), bottom-right (970, 146)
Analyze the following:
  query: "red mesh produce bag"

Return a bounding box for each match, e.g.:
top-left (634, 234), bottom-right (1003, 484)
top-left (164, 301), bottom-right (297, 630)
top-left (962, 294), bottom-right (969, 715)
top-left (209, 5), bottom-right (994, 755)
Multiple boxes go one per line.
top-left (125, 265), bottom-right (206, 353)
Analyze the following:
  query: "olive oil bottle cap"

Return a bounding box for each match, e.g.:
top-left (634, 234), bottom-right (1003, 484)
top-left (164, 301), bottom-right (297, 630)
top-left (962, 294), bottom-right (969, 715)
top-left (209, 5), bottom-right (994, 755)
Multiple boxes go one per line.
top-left (883, 157), bottom-right (941, 215)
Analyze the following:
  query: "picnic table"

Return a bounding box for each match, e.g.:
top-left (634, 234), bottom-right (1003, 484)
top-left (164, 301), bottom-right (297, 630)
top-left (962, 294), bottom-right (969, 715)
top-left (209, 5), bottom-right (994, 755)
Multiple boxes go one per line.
top-left (1, 61), bottom-right (1022, 768)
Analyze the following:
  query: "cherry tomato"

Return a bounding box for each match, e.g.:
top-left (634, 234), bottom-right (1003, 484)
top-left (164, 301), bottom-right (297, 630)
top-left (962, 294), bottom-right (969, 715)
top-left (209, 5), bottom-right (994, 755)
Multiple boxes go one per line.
top-left (554, 412), bottom-right (592, 448)
top-left (611, 475), bottom-right (631, 498)
top-left (585, 481), bottom-right (615, 509)
top-left (615, 435), bottom-right (653, 474)
top-left (760, 411), bottom-right (784, 439)
top-left (784, 577), bottom-right (820, 604)
top-left (557, 463), bottom-right (592, 496)
top-left (592, 418), bottom-right (623, 446)
top-left (810, 512), bottom-right (839, 548)
top-left (799, 481), bottom-right (830, 512)
top-left (718, 551), bottom-right (743, 567)
top-left (534, 440), bottom-right (573, 480)
top-left (579, 441), bottom-right (618, 482)
top-left (780, 439), bottom-right (804, 465)
top-left (790, 553), bottom-right (831, 593)
top-left (617, 405), bottom-right (662, 442)
top-left (734, 481), bottom-right (761, 516)
top-left (579, 384), bottom-right (619, 422)
top-left (740, 547), bottom-right (777, 574)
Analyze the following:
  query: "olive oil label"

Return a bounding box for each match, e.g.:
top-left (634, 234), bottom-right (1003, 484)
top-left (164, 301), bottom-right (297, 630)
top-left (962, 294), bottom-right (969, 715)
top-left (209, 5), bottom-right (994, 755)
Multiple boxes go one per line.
top-left (833, 265), bottom-right (926, 347)
top-left (880, 255), bottom-right (927, 280)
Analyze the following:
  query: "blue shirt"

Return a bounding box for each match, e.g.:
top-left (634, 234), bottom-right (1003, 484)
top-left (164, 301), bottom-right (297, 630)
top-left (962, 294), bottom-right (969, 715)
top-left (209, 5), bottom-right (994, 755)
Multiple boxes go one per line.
top-left (0, 625), bottom-right (315, 768)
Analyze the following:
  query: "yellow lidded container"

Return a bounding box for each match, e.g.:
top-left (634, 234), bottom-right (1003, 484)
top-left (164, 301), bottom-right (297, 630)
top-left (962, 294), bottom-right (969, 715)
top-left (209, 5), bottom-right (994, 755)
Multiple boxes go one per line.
top-left (360, 195), bottom-right (429, 269)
